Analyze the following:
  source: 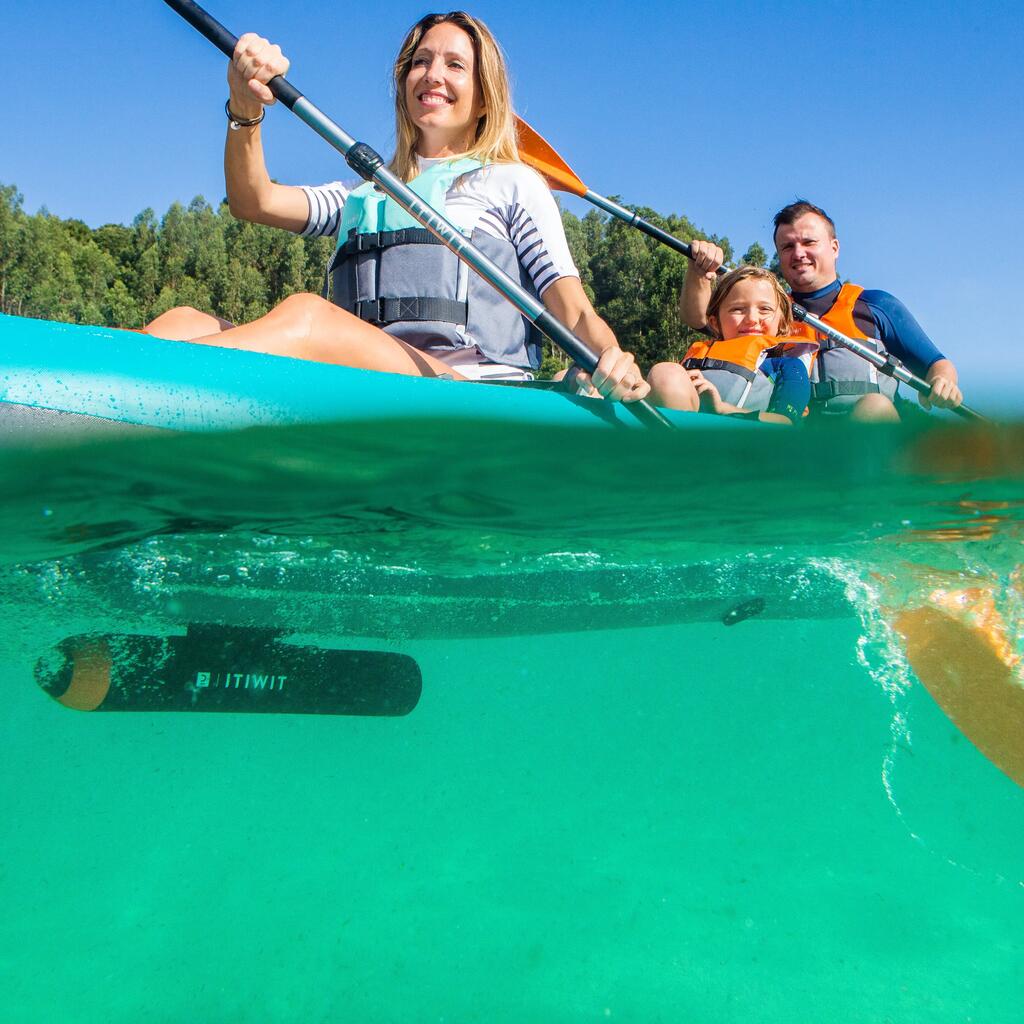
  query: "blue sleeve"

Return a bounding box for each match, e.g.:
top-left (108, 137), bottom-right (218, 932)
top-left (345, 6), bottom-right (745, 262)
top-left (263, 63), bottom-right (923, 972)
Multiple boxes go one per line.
top-left (861, 290), bottom-right (946, 377)
top-left (763, 357), bottom-right (809, 424)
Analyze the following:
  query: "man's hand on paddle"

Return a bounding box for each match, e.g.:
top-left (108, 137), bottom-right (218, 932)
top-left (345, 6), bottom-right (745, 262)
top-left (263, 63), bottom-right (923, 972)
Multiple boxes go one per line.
top-left (920, 361), bottom-right (963, 411)
top-left (572, 348), bottom-right (651, 404)
top-left (689, 240), bottom-right (725, 281)
top-left (228, 34), bottom-right (290, 112)
top-left (920, 377), bottom-right (963, 411)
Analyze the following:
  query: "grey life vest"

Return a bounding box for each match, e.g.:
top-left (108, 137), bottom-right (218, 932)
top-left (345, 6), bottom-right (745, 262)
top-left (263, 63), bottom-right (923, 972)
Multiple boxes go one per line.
top-left (325, 158), bottom-right (543, 370)
top-left (811, 338), bottom-right (899, 412)
top-left (699, 365), bottom-right (773, 410)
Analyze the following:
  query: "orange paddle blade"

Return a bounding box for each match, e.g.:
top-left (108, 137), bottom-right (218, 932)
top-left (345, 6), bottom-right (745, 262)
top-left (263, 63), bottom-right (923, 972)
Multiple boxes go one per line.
top-left (894, 605), bottom-right (1024, 788)
top-left (516, 116), bottom-right (588, 197)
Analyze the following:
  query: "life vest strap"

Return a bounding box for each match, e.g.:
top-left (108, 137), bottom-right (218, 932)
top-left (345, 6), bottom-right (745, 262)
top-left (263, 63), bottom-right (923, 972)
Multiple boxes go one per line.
top-left (811, 380), bottom-right (881, 400)
top-left (339, 227), bottom-right (448, 257)
top-left (683, 357), bottom-right (756, 383)
top-left (354, 297), bottom-right (468, 326)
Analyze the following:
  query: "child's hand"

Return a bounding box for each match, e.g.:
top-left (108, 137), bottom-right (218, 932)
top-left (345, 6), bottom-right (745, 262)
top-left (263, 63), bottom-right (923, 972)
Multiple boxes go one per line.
top-left (688, 369), bottom-right (724, 413)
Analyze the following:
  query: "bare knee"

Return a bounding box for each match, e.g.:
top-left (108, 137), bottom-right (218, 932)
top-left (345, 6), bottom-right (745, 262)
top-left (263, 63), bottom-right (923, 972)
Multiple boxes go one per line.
top-left (850, 393), bottom-right (900, 423)
top-left (277, 292), bottom-right (331, 314)
top-left (647, 361), bottom-right (699, 412)
top-left (145, 306), bottom-right (231, 341)
top-left (274, 292), bottom-right (342, 335)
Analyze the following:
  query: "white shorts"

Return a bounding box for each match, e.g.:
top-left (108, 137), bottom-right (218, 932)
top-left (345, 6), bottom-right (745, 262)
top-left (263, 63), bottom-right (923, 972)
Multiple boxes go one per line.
top-left (431, 345), bottom-right (535, 383)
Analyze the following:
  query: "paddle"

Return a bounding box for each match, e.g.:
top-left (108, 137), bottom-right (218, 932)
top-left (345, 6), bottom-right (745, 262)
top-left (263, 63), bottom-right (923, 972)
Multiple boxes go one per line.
top-left (516, 117), bottom-right (708, 265)
top-left (894, 607), bottom-right (1023, 789)
top-left (36, 624), bottom-right (422, 716)
top-left (161, 0), bottom-right (671, 431)
top-left (515, 117), bottom-right (986, 423)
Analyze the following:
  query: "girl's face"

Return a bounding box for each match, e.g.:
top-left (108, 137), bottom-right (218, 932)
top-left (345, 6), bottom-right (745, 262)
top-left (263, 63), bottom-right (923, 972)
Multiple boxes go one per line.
top-left (404, 22), bottom-right (485, 157)
top-left (709, 278), bottom-right (783, 338)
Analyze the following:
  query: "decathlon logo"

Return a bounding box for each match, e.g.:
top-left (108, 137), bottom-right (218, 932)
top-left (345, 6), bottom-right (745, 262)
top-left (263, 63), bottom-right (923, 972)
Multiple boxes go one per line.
top-left (194, 670), bottom-right (288, 691)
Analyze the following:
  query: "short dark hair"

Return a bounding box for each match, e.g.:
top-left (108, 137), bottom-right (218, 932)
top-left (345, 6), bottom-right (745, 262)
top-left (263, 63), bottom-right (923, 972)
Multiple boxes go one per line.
top-left (773, 200), bottom-right (836, 240)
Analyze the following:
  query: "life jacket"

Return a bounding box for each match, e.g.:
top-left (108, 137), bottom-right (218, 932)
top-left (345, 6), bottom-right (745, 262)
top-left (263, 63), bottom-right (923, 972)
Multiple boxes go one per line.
top-left (682, 334), bottom-right (808, 410)
top-left (326, 158), bottom-right (543, 370)
top-left (788, 283), bottom-right (899, 412)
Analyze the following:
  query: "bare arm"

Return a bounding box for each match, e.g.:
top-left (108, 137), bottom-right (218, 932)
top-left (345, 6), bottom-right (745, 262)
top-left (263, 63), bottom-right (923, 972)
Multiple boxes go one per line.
top-left (224, 33), bottom-right (310, 232)
top-left (542, 277), bottom-right (649, 403)
top-left (679, 240), bottom-right (724, 330)
top-left (543, 277), bottom-right (618, 355)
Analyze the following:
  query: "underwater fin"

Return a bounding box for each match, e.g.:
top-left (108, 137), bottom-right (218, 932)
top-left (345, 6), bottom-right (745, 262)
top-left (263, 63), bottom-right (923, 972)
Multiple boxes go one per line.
top-left (35, 624), bottom-right (421, 717)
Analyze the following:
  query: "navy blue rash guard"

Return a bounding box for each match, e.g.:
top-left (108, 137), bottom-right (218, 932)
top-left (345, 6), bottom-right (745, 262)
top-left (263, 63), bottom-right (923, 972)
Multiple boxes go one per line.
top-left (792, 279), bottom-right (946, 378)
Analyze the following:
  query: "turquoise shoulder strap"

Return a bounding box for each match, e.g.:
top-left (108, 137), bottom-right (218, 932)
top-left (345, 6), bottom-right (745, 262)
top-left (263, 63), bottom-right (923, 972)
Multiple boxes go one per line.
top-left (337, 158), bottom-right (483, 245)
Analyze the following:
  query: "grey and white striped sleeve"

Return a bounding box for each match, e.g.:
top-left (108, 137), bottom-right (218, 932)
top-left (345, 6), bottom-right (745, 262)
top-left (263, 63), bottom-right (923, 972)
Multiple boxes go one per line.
top-left (476, 202), bottom-right (578, 297)
top-left (298, 182), bottom-right (350, 238)
top-left (473, 168), bottom-right (578, 296)
top-left (507, 205), bottom-right (564, 296)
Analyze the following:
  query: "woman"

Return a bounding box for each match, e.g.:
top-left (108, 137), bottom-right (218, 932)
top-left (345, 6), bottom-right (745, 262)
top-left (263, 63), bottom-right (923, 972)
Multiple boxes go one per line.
top-left (646, 263), bottom-right (813, 424)
top-left (146, 11), bottom-right (649, 404)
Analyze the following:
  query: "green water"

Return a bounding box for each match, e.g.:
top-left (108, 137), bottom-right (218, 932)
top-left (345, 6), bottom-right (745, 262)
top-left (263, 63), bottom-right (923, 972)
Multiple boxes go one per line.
top-left (1, 415), bottom-right (1022, 1022)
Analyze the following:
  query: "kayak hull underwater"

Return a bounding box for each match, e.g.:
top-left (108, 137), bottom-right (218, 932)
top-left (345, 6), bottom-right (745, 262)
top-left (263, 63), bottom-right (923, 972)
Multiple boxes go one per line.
top-left (0, 313), bottom-right (733, 435)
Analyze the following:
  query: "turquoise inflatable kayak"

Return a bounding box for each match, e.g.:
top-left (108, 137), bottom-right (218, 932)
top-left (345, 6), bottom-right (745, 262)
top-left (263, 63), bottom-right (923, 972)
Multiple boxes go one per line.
top-left (0, 313), bottom-right (738, 435)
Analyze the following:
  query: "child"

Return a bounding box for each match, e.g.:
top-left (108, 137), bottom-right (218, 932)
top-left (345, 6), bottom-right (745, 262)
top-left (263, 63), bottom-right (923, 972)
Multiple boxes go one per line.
top-left (647, 266), bottom-right (814, 424)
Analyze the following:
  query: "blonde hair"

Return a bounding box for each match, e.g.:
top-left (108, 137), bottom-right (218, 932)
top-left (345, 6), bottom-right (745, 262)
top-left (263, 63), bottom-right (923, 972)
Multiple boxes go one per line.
top-left (390, 11), bottom-right (519, 181)
top-left (705, 265), bottom-right (793, 338)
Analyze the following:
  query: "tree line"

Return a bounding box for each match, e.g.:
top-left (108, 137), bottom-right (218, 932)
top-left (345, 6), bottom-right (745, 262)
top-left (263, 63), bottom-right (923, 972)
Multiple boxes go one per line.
top-left (0, 181), bottom-right (769, 375)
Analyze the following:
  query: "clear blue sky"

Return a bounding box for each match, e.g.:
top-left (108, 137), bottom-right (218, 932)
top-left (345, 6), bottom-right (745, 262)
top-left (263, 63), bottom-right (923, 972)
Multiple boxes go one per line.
top-left (8, 0), bottom-right (1023, 410)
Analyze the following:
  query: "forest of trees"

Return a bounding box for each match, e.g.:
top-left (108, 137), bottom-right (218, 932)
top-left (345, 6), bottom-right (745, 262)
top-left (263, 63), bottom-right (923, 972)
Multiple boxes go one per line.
top-left (0, 181), bottom-right (769, 376)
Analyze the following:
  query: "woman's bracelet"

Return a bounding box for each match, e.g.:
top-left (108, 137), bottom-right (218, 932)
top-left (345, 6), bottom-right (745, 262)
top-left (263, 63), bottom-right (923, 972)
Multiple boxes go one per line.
top-left (225, 100), bottom-right (265, 130)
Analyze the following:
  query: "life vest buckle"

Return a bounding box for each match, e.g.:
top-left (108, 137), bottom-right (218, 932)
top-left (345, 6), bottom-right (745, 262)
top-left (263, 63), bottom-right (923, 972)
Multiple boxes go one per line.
top-left (353, 231), bottom-right (381, 253)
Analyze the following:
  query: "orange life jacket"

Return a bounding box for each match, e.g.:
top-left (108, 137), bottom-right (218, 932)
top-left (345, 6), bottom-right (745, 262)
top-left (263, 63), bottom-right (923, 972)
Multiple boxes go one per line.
top-left (789, 283), bottom-right (898, 410)
top-left (682, 335), bottom-right (805, 410)
top-left (788, 283), bottom-right (871, 342)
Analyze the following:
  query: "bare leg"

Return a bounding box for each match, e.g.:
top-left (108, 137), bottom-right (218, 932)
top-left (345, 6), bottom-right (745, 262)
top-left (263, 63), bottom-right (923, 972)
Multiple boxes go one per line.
top-left (850, 393), bottom-right (901, 423)
top-left (144, 307), bottom-right (234, 341)
top-left (647, 361), bottom-right (700, 412)
top-left (169, 293), bottom-right (463, 380)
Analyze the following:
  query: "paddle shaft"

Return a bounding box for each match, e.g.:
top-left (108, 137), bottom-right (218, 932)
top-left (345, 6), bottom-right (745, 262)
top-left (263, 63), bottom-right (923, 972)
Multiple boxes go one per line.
top-left (162, 0), bottom-right (672, 430)
top-left (584, 190), bottom-right (703, 262)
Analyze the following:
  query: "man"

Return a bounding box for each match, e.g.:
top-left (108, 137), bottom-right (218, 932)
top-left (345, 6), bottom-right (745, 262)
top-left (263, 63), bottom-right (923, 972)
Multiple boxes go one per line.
top-left (679, 201), bottom-right (963, 420)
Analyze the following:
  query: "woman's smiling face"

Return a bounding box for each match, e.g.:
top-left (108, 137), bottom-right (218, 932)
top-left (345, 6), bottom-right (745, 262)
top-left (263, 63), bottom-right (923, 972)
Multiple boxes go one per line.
top-left (709, 278), bottom-right (784, 339)
top-left (404, 22), bottom-right (485, 156)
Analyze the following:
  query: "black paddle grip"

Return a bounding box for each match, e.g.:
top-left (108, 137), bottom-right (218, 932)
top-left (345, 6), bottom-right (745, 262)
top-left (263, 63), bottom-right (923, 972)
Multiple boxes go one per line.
top-left (163, 0), bottom-right (237, 57)
top-left (163, 0), bottom-right (303, 109)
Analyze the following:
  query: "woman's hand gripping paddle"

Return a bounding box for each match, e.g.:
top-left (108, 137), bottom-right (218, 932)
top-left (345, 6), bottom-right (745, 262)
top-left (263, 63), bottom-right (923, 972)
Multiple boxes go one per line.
top-left (515, 117), bottom-right (987, 423)
top-left (161, 0), bottom-right (671, 429)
